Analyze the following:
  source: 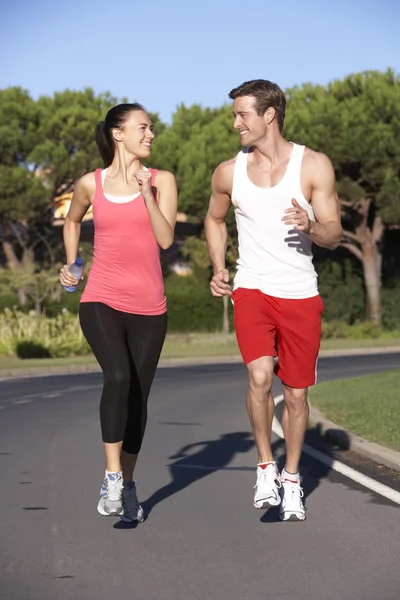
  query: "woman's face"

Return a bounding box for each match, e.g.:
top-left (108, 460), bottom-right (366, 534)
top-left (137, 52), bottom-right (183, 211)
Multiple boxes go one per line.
top-left (116, 110), bottom-right (155, 158)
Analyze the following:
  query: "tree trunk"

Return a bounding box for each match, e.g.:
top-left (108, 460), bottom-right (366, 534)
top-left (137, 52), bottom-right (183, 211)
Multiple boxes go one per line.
top-left (362, 243), bottom-right (382, 327)
top-left (222, 294), bottom-right (230, 335)
top-left (2, 240), bottom-right (27, 305)
top-left (341, 202), bottom-right (383, 328)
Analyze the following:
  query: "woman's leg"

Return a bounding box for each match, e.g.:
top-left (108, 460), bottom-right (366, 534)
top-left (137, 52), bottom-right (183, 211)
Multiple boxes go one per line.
top-left (121, 312), bottom-right (168, 481)
top-left (79, 302), bottom-right (133, 515)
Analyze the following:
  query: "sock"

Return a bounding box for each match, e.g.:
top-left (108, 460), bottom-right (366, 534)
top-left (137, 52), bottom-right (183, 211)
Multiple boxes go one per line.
top-left (282, 468), bottom-right (300, 483)
top-left (106, 470), bottom-right (122, 480)
top-left (257, 461), bottom-right (276, 470)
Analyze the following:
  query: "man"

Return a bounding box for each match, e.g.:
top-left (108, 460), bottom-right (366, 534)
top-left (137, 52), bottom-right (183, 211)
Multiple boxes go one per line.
top-left (204, 79), bottom-right (342, 521)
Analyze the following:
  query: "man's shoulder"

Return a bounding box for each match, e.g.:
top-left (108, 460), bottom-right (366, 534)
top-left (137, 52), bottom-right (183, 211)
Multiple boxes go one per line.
top-left (214, 153), bottom-right (240, 176)
top-left (302, 146), bottom-right (333, 170)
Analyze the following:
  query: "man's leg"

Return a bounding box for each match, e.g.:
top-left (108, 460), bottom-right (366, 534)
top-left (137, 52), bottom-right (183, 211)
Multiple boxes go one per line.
top-left (273, 294), bottom-right (323, 521)
top-left (281, 384), bottom-right (309, 475)
top-left (246, 356), bottom-right (275, 463)
top-left (231, 288), bottom-right (281, 510)
top-left (246, 357), bottom-right (282, 509)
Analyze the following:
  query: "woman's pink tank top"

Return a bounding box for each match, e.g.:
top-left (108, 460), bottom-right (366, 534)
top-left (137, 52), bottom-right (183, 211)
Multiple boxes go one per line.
top-left (80, 168), bottom-right (167, 315)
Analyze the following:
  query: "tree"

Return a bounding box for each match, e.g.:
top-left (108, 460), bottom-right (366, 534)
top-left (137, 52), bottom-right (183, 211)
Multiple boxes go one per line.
top-left (0, 88), bottom-right (120, 307)
top-left (33, 89), bottom-right (119, 197)
top-left (284, 70), bottom-right (400, 325)
top-left (0, 87), bottom-right (49, 304)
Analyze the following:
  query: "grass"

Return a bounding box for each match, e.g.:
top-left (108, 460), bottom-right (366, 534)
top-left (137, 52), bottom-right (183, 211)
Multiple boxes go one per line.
top-left (310, 369), bottom-right (400, 451)
top-left (0, 332), bottom-right (399, 372)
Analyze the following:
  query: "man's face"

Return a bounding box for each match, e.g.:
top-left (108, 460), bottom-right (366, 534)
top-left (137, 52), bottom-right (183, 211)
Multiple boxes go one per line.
top-left (232, 96), bottom-right (267, 146)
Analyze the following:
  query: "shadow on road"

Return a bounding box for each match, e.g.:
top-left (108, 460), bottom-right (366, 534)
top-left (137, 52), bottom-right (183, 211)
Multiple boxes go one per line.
top-left (113, 425), bottom-right (348, 529)
top-left (141, 431), bottom-right (254, 517)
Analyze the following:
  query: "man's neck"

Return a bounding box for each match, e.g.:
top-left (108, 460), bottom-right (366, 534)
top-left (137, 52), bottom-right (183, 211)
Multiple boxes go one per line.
top-left (251, 133), bottom-right (292, 166)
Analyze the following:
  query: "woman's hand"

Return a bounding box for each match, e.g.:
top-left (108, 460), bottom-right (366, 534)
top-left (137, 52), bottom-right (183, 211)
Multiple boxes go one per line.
top-left (59, 264), bottom-right (83, 287)
top-left (135, 170), bottom-right (154, 202)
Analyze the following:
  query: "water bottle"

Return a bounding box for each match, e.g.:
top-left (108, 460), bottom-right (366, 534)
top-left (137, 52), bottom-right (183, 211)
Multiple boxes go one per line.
top-left (63, 257), bottom-right (84, 292)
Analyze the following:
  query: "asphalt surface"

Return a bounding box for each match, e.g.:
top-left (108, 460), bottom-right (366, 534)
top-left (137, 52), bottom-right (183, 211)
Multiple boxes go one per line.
top-left (1, 353), bottom-right (400, 600)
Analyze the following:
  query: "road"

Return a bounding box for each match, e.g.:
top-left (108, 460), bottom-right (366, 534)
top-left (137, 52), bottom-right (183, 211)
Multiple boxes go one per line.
top-left (1, 354), bottom-right (400, 600)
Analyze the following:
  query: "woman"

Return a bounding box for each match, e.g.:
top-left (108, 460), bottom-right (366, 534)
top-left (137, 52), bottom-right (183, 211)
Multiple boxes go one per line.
top-left (60, 103), bottom-right (177, 523)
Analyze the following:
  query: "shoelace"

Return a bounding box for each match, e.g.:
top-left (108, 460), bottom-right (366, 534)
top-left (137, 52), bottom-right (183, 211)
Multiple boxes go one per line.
top-left (254, 468), bottom-right (282, 490)
top-left (107, 476), bottom-right (123, 502)
top-left (282, 481), bottom-right (304, 505)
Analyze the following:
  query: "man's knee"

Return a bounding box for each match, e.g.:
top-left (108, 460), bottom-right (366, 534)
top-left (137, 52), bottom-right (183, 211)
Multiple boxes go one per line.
top-left (283, 384), bottom-right (308, 410)
top-left (247, 358), bottom-right (274, 394)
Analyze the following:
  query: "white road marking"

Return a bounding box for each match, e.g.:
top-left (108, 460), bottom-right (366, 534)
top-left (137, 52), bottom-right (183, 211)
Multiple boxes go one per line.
top-left (273, 394), bottom-right (400, 506)
top-left (0, 384), bottom-right (101, 406)
top-left (13, 399), bottom-right (33, 405)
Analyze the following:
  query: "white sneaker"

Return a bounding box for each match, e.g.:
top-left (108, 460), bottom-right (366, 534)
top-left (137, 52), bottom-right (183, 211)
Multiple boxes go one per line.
top-left (253, 463), bottom-right (281, 509)
top-left (279, 476), bottom-right (306, 521)
top-left (97, 471), bottom-right (124, 516)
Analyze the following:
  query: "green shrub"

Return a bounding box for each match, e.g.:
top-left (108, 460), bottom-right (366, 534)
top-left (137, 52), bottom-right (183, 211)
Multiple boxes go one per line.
top-left (16, 341), bottom-right (52, 359)
top-left (0, 308), bottom-right (90, 358)
top-left (321, 320), bottom-right (383, 340)
top-left (165, 275), bottom-right (234, 332)
top-left (316, 259), bottom-right (365, 324)
top-left (381, 285), bottom-right (400, 331)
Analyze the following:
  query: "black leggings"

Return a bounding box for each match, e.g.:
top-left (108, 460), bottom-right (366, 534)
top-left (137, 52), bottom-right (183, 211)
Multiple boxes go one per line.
top-left (79, 302), bottom-right (167, 454)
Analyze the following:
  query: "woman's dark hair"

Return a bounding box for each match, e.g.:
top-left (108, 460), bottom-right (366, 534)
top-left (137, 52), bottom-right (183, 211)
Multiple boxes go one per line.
top-left (95, 103), bottom-right (146, 167)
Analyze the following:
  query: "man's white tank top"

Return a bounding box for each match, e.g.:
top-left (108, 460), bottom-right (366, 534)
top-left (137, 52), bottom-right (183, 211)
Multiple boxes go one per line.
top-left (232, 143), bottom-right (318, 299)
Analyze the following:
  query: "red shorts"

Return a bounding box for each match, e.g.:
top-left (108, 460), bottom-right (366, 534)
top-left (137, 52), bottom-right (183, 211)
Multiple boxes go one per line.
top-left (231, 288), bottom-right (323, 388)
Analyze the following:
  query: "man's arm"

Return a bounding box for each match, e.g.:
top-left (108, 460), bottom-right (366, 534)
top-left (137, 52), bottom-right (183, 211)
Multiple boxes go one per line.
top-left (308, 153), bottom-right (342, 249)
top-left (282, 152), bottom-right (342, 250)
top-left (204, 161), bottom-right (233, 296)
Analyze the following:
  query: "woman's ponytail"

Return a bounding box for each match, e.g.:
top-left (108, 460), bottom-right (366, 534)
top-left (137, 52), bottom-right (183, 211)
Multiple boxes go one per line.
top-left (95, 120), bottom-right (114, 168)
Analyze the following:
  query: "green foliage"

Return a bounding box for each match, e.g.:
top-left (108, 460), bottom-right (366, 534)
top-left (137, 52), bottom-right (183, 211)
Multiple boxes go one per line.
top-left (0, 256), bottom-right (60, 315)
top-left (33, 89), bottom-right (120, 196)
top-left (321, 321), bottom-right (382, 340)
top-left (165, 275), bottom-right (233, 332)
top-left (285, 70), bottom-right (400, 227)
top-left (381, 284), bottom-right (400, 330)
top-left (0, 308), bottom-right (90, 358)
top-left (16, 341), bottom-right (51, 359)
top-left (316, 259), bottom-right (365, 324)
top-left (0, 87), bottom-right (48, 223)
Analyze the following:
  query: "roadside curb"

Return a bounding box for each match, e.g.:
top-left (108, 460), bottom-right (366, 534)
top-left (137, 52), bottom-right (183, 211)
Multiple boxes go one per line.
top-left (0, 355), bottom-right (243, 381)
top-left (308, 404), bottom-right (400, 473)
top-left (0, 345), bottom-right (399, 381)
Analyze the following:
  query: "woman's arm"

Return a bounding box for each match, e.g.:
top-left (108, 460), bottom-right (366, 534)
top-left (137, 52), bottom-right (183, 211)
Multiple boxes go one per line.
top-left (135, 170), bottom-right (178, 250)
top-left (59, 173), bottom-right (93, 287)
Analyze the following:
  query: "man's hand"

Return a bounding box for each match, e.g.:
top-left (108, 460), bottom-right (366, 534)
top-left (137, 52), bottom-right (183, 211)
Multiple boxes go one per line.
top-left (282, 198), bottom-right (311, 234)
top-left (210, 268), bottom-right (231, 297)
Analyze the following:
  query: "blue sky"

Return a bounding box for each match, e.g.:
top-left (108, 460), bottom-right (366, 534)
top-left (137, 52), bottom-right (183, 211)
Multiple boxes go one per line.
top-left (1, 0), bottom-right (398, 123)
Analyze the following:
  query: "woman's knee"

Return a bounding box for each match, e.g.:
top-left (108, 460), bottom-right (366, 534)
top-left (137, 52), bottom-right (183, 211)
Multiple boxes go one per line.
top-left (103, 367), bottom-right (131, 393)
